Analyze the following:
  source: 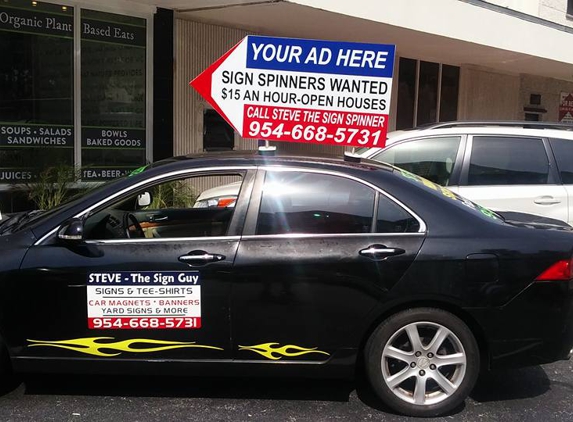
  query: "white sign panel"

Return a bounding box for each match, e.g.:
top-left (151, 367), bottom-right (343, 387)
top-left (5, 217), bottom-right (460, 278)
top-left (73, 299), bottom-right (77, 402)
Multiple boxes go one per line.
top-left (191, 36), bottom-right (395, 148)
top-left (87, 271), bottom-right (201, 329)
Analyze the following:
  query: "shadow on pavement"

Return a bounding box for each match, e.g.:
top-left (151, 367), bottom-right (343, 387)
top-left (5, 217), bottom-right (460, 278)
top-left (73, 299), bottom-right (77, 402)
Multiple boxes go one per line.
top-left (471, 365), bottom-right (550, 402)
top-left (22, 374), bottom-right (355, 403)
top-left (17, 365), bottom-right (551, 416)
top-left (353, 369), bottom-right (466, 417)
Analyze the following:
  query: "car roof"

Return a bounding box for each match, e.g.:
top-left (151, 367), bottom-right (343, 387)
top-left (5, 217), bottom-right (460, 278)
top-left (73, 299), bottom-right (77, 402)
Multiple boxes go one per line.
top-left (148, 149), bottom-right (395, 174)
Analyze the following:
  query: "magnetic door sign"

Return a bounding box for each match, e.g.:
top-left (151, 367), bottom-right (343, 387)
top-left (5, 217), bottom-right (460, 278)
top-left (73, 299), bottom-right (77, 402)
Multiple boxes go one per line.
top-left (87, 271), bottom-right (201, 329)
top-left (191, 36), bottom-right (395, 148)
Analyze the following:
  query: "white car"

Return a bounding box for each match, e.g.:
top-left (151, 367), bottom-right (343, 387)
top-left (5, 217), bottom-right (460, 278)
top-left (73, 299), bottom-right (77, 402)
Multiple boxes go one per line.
top-left (357, 121), bottom-right (573, 225)
top-left (193, 181), bottom-right (242, 208)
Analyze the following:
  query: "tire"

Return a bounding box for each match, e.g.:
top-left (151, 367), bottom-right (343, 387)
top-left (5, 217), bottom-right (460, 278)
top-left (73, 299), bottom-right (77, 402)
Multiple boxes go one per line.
top-left (365, 308), bottom-right (480, 417)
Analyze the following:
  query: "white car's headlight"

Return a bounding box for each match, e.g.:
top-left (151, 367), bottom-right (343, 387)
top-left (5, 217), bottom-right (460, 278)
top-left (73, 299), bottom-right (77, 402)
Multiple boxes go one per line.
top-left (194, 197), bottom-right (236, 208)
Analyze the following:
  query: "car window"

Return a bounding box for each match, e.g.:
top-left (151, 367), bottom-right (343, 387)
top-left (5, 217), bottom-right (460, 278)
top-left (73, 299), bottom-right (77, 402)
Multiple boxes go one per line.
top-left (256, 171), bottom-right (375, 235)
top-left (548, 138), bottom-right (573, 184)
top-left (395, 168), bottom-right (504, 224)
top-left (84, 173), bottom-right (243, 240)
top-left (468, 136), bottom-right (549, 186)
top-left (377, 194), bottom-right (420, 233)
top-left (371, 136), bottom-right (461, 186)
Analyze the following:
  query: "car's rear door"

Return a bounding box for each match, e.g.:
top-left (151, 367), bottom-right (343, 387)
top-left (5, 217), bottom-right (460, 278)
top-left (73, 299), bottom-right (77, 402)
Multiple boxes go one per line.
top-left (457, 135), bottom-right (568, 221)
top-left (230, 168), bottom-right (426, 363)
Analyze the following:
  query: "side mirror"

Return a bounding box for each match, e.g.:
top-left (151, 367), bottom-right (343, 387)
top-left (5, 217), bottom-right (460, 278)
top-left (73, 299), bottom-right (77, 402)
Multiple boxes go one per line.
top-left (137, 192), bottom-right (152, 208)
top-left (58, 219), bottom-right (84, 242)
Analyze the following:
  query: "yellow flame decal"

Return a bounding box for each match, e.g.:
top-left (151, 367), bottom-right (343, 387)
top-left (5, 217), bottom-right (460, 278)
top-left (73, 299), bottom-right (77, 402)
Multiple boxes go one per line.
top-left (27, 337), bottom-right (223, 357)
top-left (238, 342), bottom-right (329, 361)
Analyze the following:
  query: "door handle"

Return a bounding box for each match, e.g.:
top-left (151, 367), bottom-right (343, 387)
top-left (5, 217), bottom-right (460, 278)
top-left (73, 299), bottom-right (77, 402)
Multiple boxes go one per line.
top-left (359, 245), bottom-right (405, 260)
top-left (150, 214), bottom-right (169, 222)
top-left (178, 250), bottom-right (226, 266)
top-left (534, 196), bottom-right (561, 205)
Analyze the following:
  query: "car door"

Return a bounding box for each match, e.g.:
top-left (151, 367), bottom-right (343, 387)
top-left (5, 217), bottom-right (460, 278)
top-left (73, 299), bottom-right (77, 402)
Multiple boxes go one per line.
top-left (8, 169), bottom-right (255, 363)
top-left (457, 135), bottom-right (568, 221)
top-left (230, 168), bottom-right (426, 363)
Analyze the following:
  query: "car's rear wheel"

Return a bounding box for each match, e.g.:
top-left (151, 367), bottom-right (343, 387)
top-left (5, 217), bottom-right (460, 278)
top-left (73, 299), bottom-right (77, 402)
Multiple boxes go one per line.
top-left (365, 308), bottom-right (479, 417)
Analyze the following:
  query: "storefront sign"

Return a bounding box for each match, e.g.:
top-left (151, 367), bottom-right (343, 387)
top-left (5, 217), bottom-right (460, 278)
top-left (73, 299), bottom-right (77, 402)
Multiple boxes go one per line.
top-left (82, 18), bottom-right (146, 47)
top-left (0, 168), bottom-right (33, 182)
top-left (81, 128), bottom-right (145, 149)
top-left (191, 36), bottom-right (395, 148)
top-left (82, 167), bottom-right (135, 180)
top-left (559, 92), bottom-right (573, 123)
top-left (0, 5), bottom-right (73, 38)
top-left (0, 124), bottom-right (73, 147)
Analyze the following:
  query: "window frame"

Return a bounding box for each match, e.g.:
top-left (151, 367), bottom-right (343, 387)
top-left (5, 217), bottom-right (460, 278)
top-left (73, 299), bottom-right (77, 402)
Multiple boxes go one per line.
top-left (370, 135), bottom-right (467, 187)
top-left (36, 166), bottom-right (257, 245)
top-left (548, 137), bottom-right (573, 185)
top-left (241, 167), bottom-right (427, 238)
top-left (458, 135), bottom-right (560, 187)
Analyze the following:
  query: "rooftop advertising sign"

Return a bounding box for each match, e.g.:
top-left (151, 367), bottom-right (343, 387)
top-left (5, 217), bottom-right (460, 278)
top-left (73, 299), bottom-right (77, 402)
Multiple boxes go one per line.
top-left (191, 36), bottom-right (395, 148)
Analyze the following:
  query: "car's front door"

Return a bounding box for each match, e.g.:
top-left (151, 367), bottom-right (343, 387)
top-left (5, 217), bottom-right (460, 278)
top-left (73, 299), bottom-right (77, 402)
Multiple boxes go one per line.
top-left (230, 169), bottom-right (426, 364)
top-left (8, 169), bottom-right (254, 364)
top-left (370, 135), bottom-right (465, 187)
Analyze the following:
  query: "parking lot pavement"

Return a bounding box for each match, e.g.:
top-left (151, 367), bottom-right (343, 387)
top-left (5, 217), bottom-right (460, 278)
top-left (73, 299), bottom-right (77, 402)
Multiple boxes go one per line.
top-left (0, 359), bottom-right (571, 422)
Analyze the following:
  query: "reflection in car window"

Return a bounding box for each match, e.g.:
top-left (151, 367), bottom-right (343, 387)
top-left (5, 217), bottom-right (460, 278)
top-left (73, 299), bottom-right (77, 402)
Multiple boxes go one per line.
top-left (468, 136), bottom-right (549, 185)
top-left (84, 174), bottom-right (242, 240)
top-left (548, 138), bottom-right (573, 184)
top-left (396, 168), bottom-right (503, 223)
top-left (372, 136), bottom-right (461, 186)
top-left (377, 194), bottom-right (420, 233)
top-left (256, 172), bottom-right (375, 235)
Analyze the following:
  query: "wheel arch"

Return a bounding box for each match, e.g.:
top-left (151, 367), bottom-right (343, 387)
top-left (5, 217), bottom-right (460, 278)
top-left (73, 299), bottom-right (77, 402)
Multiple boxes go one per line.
top-left (357, 299), bottom-right (490, 372)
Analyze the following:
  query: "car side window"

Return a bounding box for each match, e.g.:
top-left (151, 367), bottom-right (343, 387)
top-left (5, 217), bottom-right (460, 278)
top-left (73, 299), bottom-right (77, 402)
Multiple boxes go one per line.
top-left (548, 138), bottom-right (573, 184)
top-left (83, 173), bottom-right (243, 240)
top-left (376, 194), bottom-right (420, 233)
top-left (371, 136), bottom-right (461, 186)
top-left (468, 136), bottom-right (549, 185)
top-left (256, 171), bottom-right (375, 235)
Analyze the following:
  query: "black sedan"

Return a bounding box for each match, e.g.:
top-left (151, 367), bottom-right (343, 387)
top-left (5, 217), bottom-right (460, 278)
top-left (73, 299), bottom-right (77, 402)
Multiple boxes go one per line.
top-left (0, 151), bottom-right (572, 417)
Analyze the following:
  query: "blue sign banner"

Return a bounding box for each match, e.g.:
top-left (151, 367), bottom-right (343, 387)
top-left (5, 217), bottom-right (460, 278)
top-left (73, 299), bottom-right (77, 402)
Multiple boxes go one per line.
top-left (246, 35), bottom-right (395, 78)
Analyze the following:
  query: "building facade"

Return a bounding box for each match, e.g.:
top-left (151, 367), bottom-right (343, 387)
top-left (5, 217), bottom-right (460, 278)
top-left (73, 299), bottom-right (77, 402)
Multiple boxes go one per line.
top-left (2, 0), bottom-right (573, 211)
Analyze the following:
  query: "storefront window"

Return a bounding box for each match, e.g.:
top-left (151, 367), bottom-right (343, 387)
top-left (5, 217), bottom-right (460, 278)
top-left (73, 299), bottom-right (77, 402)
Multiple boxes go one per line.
top-left (396, 58), bottom-right (460, 129)
top-left (81, 9), bottom-right (147, 181)
top-left (0, 1), bottom-right (151, 212)
top-left (0, 0), bottom-right (74, 182)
